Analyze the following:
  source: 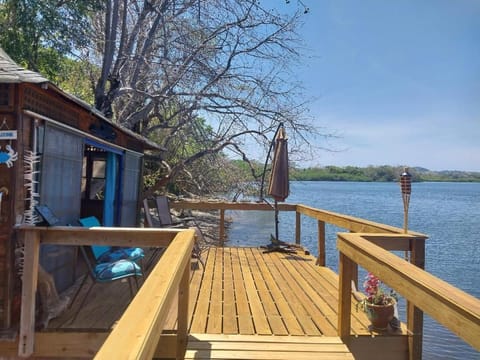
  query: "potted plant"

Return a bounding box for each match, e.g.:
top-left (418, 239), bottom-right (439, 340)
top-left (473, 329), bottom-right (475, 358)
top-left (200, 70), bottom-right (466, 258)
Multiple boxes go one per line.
top-left (356, 273), bottom-right (398, 330)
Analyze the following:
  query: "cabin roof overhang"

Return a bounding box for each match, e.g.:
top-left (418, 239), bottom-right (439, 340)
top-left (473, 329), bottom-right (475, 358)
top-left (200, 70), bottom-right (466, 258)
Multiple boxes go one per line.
top-left (0, 47), bottom-right (164, 152)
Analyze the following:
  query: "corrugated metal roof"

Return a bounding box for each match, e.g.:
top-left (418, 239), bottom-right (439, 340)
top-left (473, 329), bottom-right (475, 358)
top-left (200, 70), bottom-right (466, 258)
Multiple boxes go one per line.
top-left (0, 47), bottom-right (164, 151)
top-left (0, 47), bottom-right (49, 83)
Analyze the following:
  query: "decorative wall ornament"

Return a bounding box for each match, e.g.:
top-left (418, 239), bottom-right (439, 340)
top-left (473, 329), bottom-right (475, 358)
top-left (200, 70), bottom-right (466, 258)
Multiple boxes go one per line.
top-left (23, 150), bottom-right (41, 225)
top-left (0, 118), bottom-right (18, 167)
top-left (0, 144), bottom-right (18, 167)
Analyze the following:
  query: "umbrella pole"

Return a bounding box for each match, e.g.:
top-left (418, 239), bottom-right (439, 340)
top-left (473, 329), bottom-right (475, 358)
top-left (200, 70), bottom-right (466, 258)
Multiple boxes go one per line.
top-left (274, 200), bottom-right (279, 241)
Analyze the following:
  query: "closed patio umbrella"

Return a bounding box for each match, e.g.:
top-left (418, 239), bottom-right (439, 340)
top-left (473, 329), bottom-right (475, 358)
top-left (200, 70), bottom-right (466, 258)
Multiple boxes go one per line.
top-left (268, 124), bottom-right (289, 243)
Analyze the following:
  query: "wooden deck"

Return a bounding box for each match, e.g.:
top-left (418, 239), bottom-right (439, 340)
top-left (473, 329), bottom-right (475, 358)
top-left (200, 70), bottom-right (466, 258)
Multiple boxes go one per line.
top-left (173, 246), bottom-right (397, 337)
top-left (171, 246), bottom-right (406, 359)
top-left (48, 246), bottom-right (407, 359)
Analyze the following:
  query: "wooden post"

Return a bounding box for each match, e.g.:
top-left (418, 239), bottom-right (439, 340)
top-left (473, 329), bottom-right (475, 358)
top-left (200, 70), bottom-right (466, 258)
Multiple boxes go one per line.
top-left (408, 238), bottom-right (425, 360)
top-left (316, 220), bottom-right (326, 266)
top-left (295, 211), bottom-right (301, 245)
top-left (176, 258), bottom-right (190, 359)
top-left (350, 231), bottom-right (358, 290)
top-left (18, 230), bottom-right (40, 357)
top-left (219, 209), bottom-right (225, 246)
top-left (338, 252), bottom-right (354, 339)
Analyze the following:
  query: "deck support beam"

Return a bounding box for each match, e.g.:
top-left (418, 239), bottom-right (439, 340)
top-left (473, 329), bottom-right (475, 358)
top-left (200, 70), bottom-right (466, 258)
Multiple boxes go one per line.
top-left (407, 237), bottom-right (425, 360)
top-left (338, 253), bottom-right (354, 338)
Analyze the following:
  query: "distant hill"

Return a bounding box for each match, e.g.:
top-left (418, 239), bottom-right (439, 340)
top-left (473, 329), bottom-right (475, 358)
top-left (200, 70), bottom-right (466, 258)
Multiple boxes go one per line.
top-left (290, 165), bottom-right (480, 182)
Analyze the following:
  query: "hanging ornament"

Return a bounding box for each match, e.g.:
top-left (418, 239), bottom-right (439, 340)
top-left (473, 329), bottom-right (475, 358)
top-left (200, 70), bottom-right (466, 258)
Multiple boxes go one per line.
top-left (0, 144), bottom-right (18, 167)
top-left (0, 118), bottom-right (18, 168)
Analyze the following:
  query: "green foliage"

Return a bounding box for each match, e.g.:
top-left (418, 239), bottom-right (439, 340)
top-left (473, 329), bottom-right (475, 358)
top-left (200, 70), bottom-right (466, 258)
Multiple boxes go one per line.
top-left (290, 165), bottom-right (480, 182)
top-left (0, 0), bottom-right (101, 74)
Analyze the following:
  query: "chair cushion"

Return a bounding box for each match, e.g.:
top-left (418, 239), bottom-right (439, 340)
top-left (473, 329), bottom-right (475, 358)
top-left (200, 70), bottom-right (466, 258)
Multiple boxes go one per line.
top-left (94, 260), bottom-right (142, 281)
top-left (97, 247), bottom-right (145, 263)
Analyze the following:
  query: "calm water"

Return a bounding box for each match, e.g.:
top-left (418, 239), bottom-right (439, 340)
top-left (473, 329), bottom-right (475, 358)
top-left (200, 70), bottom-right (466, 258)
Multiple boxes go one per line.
top-left (226, 181), bottom-right (480, 360)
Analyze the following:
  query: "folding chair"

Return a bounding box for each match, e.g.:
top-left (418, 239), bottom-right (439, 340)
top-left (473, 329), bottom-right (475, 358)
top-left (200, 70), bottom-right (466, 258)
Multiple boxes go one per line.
top-left (78, 216), bottom-right (145, 264)
top-left (68, 246), bottom-right (142, 319)
top-left (143, 196), bottom-right (205, 268)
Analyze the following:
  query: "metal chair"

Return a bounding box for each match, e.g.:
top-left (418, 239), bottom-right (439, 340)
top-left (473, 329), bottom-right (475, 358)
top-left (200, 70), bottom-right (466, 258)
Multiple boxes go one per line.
top-left (68, 246), bottom-right (142, 318)
top-left (143, 196), bottom-right (205, 268)
top-left (78, 216), bottom-right (145, 264)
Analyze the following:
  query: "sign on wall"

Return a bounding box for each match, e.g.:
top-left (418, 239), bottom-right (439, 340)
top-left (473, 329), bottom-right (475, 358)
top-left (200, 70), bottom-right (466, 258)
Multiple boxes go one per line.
top-left (0, 130), bottom-right (17, 140)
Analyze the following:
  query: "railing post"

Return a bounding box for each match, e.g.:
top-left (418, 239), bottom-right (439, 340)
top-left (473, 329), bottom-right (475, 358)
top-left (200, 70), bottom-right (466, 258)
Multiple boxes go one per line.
top-left (408, 238), bottom-right (425, 360)
top-left (19, 230), bottom-right (40, 357)
top-left (219, 209), bottom-right (225, 246)
top-left (176, 257), bottom-right (190, 360)
top-left (316, 220), bottom-right (326, 266)
top-left (350, 231), bottom-right (358, 290)
top-left (338, 251), bottom-right (354, 339)
top-left (295, 211), bottom-right (301, 245)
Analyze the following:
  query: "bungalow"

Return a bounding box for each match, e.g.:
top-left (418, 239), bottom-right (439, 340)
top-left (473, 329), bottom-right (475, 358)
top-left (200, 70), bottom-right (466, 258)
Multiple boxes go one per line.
top-left (0, 47), bottom-right (162, 330)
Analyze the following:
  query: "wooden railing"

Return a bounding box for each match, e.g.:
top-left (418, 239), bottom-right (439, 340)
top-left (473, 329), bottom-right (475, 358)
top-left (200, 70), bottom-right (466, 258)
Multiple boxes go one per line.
top-left (172, 200), bottom-right (427, 261)
top-left (337, 232), bottom-right (480, 360)
top-left (16, 225), bottom-right (194, 359)
top-left (95, 229), bottom-right (194, 359)
top-left (171, 201), bottom-right (432, 358)
top-left (16, 201), bottom-right (477, 360)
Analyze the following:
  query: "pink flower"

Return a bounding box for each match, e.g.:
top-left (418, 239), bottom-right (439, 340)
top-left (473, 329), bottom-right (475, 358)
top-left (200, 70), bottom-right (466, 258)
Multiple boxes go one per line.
top-left (361, 273), bottom-right (397, 306)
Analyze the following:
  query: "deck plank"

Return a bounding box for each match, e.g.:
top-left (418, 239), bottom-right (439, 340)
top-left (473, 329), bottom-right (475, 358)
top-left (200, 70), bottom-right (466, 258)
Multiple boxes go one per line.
top-left (185, 334), bottom-right (354, 360)
top-left (261, 252), bottom-right (321, 335)
top-left (207, 248), bottom-right (224, 333)
top-left (237, 248), bottom-right (272, 334)
top-left (230, 248), bottom-right (255, 334)
top-left (274, 253), bottom-right (339, 336)
top-left (190, 247), bottom-right (216, 333)
top-left (295, 257), bottom-right (372, 334)
top-left (244, 248), bottom-right (289, 335)
top-left (251, 248), bottom-right (305, 335)
top-left (222, 248), bottom-right (239, 334)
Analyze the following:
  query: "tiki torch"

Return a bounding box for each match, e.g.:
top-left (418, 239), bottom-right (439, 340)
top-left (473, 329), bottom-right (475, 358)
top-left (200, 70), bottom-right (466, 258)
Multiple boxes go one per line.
top-left (400, 168), bottom-right (412, 233)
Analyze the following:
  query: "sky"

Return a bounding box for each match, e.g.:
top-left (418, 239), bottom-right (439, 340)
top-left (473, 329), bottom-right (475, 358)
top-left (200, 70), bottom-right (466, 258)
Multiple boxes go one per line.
top-left (275, 0), bottom-right (480, 171)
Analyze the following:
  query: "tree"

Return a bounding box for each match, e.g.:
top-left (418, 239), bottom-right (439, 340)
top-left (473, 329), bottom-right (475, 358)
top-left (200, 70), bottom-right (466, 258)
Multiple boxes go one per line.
top-left (88, 0), bottom-right (317, 195)
top-left (0, 0), bottom-right (319, 196)
top-left (0, 0), bottom-right (101, 80)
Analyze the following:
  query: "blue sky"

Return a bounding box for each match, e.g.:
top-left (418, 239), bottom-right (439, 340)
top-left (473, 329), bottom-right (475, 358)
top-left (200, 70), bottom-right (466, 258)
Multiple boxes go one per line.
top-left (282, 0), bottom-right (479, 171)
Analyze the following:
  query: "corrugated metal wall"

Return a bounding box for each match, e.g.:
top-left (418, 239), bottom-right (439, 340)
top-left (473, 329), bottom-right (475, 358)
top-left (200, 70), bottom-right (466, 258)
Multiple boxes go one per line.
top-left (120, 152), bottom-right (142, 226)
top-left (39, 124), bottom-right (83, 291)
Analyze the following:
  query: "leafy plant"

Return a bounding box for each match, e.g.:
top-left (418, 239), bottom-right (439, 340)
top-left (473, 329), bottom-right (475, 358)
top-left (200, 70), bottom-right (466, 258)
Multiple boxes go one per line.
top-left (357, 273), bottom-right (397, 312)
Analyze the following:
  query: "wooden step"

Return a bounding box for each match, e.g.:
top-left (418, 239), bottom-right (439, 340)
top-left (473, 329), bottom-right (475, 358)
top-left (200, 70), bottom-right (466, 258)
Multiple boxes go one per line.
top-left (185, 334), bottom-right (354, 359)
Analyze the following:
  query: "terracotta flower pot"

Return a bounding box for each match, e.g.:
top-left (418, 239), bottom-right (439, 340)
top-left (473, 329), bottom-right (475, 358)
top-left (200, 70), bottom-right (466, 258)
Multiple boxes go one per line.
top-left (365, 301), bottom-right (395, 330)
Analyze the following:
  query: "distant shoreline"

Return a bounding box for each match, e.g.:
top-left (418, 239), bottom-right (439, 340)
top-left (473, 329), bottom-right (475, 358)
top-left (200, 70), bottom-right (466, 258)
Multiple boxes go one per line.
top-left (290, 165), bottom-right (480, 183)
top-left (290, 179), bottom-right (480, 183)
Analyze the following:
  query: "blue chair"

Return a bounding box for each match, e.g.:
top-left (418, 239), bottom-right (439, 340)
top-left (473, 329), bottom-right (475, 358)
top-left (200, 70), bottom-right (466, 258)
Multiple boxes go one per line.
top-left (69, 246), bottom-right (143, 316)
top-left (78, 216), bottom-right (145, 264)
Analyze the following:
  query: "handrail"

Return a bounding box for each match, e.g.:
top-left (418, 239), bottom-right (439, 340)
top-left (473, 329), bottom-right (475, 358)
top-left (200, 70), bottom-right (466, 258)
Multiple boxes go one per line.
top-left (171, 200), bottom-right (428, 261)
top-left (16, 226), bottom-right (191, 358)
top-left (95, 229), bottom-right (195, 359)
top-left (337, 232), bottom-right (480, 358)
top-left (296, 204), bottom-right (426, 236)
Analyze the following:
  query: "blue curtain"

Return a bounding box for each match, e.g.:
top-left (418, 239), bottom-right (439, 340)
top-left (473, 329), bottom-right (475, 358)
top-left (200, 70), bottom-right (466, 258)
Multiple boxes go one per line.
top-left (103, 152), bottom-right (117, 226)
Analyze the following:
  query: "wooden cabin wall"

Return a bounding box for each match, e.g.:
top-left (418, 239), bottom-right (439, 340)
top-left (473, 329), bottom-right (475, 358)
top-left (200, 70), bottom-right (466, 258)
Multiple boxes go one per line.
top-left (0, 84), bottom-right (21, 328)
top-left (0, 81), bottom-right (147, 329)
top-left (0, 113), bottom-right (15, 328)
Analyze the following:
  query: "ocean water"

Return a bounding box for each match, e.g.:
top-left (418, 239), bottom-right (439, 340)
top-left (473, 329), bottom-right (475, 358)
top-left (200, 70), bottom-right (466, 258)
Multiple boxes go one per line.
top-left (226, 181), bottom-right (480, 359)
